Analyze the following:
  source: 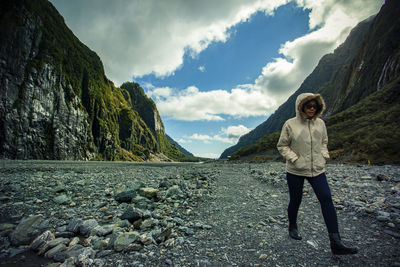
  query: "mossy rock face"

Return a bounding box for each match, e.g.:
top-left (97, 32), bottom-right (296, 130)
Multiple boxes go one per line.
top-left (0, 0), bottom-right (186, 161)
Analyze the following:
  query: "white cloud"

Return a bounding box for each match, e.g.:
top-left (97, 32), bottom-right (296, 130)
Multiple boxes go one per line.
top-left (194, 153), bottom-right (220, 159)
top-left (198, 66), bottom-right (206, 72)
top-left (188, 133), bottom-right (214, 144)
top-left (50, 0), bottom-right (384, 119)
top-left (145, 86), bottom-right (172, 100)
top-left (147, 84), bottom-right (276, 121)
top-left (177, 138), bottom-right (191, 144)
top-left (255, 0), bottom-right (384, 102)
top-left (222, 125), bottom-right (251, 139)
top-left (181, 124), bottom-right (251, 146)
top-left (142, 0), bottom-right (381, 121)
top-left (50, 0), bottom-right (289, 86)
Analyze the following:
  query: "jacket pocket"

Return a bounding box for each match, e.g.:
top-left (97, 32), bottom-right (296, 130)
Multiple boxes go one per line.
top-left (314, 153), bottom-right (326, 171)
top-left (293, 156), bottom-right (307, 170)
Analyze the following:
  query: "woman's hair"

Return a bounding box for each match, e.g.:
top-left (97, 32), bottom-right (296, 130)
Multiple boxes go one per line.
top-left (302, 99), bottom-right (322, 114)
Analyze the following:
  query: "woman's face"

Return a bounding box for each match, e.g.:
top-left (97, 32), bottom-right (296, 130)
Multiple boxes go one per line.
top-left (304, 100), bottom-right (317, 119)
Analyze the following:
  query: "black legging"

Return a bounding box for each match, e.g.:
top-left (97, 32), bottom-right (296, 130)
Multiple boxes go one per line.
top-left (286, 172), bottom-right (339, 233)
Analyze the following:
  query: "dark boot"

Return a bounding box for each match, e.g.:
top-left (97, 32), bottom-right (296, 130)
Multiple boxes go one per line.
top-left (329, 233), bottom-right (358, 255)
top-left (289, 224), bottom-right (302, 240)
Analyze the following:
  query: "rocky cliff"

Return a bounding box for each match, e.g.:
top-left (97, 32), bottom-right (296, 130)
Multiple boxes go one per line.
top-left (221, 0), bottom-right (400, 159)
top-left (0, 0), bottom-right (190, 161)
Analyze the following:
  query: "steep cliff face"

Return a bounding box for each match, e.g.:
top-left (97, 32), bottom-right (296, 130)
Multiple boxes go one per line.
top-left (0, 1), bottom-right (94, 159)
top-left (0, 0), bottom-right (187, 161)
top-left (222, 0), bottom-right (400, 159)
top-left (119, 82), bottom-right (194, 161)
top-left (120, 82), bottom-right (165, 143)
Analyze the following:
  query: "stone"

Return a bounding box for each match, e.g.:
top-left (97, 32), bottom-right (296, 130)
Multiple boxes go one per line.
top-left (0, 223), bottom-right (15, 232)
top-left (132, 195), bottom-right (152, 209)
top-left (141, 218), bottom-right (158, 229)
top-left (66, 218), bottom-right (83, 233)
top-left (113, 231), bottom-right (140, 252)
top-left (120, 207), bottom-right (142, 223)
top-left (60, 257), bottom-right (76, 267)
top-left (140, 233), bottom-right (155, 245)
top-left (45, 243), bottom-right (67, 259)
top-left (69, 237), bottom-right (80, 247)
top-left (114, 190), bottom-right (137, 203)
top-left (54, 185), bottom-right (67, 193)
top-left (259, 254), bottom-right (267, 260)
top-left (79, 219), bottom-right (99, 235)
top-left (93, 238), bottom-right (110, 250)
top-left (166, 185), bottom-right (184, 199)
top-left (376, 174), bottom-right (387, 181)
top-left (30, 230), bottom-right (55, 251)
top-left (53, 251), bottom-right (68, 263)
top-left (65, 244), bottom-right (85, 258)
top-left (139, 187), bottom-right (159, 199)
top-left (77, 247), bottom-right (96, 265)
top-left (54, 194), bottom-right (71, 204)
top-left (384, 230), bottom-right (400, 239)
top-left (10, 215), bottom-right (44, 245)
top-left (91, 224), bottom-right (114, 237)
top-left (156, 228), bottom-right (172, 243)
top-left (38, 237), bottom-right (70, 255)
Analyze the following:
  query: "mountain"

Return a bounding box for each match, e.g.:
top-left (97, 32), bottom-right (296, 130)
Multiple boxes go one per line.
top-left (0, 0), bottom-right (191, 161)
top-left (166, 135), bottom-right (194, 157)
top-left (221, 0), bottom-right (400, 160)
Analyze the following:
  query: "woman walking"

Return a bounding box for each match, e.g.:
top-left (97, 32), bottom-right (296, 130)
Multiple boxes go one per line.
top-left (277, 93), bottom-right (358, 255)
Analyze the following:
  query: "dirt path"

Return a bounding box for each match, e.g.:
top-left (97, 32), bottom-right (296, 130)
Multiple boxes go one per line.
top-left (154, 162), bottom-right (400, 267)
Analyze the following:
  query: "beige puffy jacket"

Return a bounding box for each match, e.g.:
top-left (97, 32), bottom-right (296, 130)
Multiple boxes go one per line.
top-left (277, 93), bottom-right (330, 177)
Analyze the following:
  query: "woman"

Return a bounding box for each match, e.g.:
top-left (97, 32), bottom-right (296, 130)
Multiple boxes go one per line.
top-left (277, 93), bottom-right (358, 255)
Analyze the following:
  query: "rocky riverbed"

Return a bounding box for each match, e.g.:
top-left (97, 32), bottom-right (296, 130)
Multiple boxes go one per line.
top-left (0, 160), bottom-right (399, 266)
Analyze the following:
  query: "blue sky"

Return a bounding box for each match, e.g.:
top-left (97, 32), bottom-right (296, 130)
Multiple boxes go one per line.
top-left (50, 0), bottom-right (384, 158)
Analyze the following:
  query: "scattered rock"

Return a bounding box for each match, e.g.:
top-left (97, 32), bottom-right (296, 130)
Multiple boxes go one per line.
top-left (120, 207), bottom-right (143, 223)
top-left (139, 187), bottom-right (159, 199)
top-left (114, 190), bottom-right (137, 203)
top-left (9, 215), bottom-right (45, 245)
top-left (54, 194), bottom-right (71, 204)
top-left (113, 231), bottom-right (140, 252)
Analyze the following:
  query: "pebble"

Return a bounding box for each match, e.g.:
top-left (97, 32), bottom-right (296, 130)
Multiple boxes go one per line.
top-left (0, 160), bottom-right (399, 266)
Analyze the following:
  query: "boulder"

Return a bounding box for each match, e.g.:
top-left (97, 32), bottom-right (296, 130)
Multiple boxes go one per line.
top-left (10, 215), bottom-right (45, 245)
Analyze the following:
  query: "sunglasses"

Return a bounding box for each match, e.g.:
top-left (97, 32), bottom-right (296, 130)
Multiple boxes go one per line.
top-left (305, 103), bottom-right (317, 110)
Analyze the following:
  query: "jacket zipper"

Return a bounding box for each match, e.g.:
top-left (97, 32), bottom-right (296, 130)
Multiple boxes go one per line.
top-left (308, 121), bottom-right (314, 177)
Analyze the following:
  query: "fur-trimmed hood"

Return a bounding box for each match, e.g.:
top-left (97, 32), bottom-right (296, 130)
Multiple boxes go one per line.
top-left (295, 93), bottom-right (326, 120)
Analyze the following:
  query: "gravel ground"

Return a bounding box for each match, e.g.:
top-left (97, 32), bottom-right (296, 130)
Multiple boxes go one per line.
top-left (0, 160), bottom-right (399, 266)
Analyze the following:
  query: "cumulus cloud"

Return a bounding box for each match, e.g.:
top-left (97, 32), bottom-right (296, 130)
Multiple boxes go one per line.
top-left (145, 0), bottom-right (381, 121)
top-left (222, 125), bottom-right (251, 139)
top-left (255, 0), bottom-right (384, 102)
top-left (182, 124), bottom-right (251, 145)
top-left (195, 152), bottom-right (220, 159)
top-left (50, 0), bottom-right (289, 86)
top-left (146, 85), bottom-right (276, 121)
top-left (50, 0), bottom-right (383, 119)
top-left (188, 133), bottom-right (214, 144)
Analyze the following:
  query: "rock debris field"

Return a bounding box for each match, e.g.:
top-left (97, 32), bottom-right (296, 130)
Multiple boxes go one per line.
top-left (0, 160), bottom-right (399, 267)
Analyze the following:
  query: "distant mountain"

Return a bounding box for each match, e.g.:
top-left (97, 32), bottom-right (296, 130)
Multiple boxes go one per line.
top-left (0, 0), bottom-right (191, 161)
top-left (225, 0), bottom-right (400, 163)
top-left (166, 135), bottom-right (194, 157)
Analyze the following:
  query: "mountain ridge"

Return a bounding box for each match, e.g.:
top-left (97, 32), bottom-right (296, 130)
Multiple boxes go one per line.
top-left (225, 0), bottom-right (400, 163)
top-left (221, 0), bottom-right (399, 160)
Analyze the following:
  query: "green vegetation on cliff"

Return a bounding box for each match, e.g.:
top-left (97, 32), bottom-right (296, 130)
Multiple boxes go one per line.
top-left (1, 0), bottom-right (193, 161)
top-left (226, 0), bottom-right (400, 164)
top-left (230, 77), bottom-right (400, 164)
